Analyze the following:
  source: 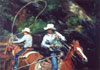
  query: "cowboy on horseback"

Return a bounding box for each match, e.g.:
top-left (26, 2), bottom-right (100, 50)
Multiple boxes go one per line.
top-left (41, 24), bottom-right (66, 70)
top-left (12, 27), bottom-right (33, 70)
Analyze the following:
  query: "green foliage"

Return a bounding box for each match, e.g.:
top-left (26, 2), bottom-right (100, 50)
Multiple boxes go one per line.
top-left (17, 16), bottom-right (47, 34)
top-left (65, 17), bottom-right (83, 32)
top-left (5, 14), bottom-right (14, 21)
top-left (31, 19), bottom-right (47, 33)
top-left (47, 0), bottom-right (60, 11)
top-left (66, 17), bottom-right (79, 27)
top-left (17, 16), bottom-right (34, 32)
top-left (47, 4), bottom-right (55, 10)
top-left (3, 29), bottom-right (9, 35)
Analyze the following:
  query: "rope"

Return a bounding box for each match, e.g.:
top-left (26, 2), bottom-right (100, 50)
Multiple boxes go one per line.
top-left (10, 1), bottom-right (85, 68)
top-left (8, 0), bottom-right (47, 45)
top-left (29, 0), bottom-right (47, 28)
top-left (18, 55), bottom-right (62, 69)
top-left (14, 40), bottom-right (84, 69)
top-left (17, 48), bottom-right (84, 70)
top-left (11, 0), bottom-right (47, 36)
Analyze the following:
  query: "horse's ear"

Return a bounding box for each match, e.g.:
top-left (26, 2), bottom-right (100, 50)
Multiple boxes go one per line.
top-left (73, 40), bottom-right (80, 47)
top-left (75, 40), bottom-right (80, 45)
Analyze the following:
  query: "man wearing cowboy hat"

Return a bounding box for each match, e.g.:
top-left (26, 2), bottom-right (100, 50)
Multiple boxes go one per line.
top-left (13, 27), bottom-right (33, 70)
top-left (41, 24), bottom-right (66, 70)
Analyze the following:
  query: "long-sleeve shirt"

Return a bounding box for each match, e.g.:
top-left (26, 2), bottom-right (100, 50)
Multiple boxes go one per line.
top-left (13, 34), bottom-right (33, 48)
top-left (41, 31), bottom-right (66, 49)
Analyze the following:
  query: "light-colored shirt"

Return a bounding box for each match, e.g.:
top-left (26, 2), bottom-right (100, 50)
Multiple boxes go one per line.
top-left (13, 34), bottom-right (32, 48)
top-left (41, 31), bottom-right (66, 48)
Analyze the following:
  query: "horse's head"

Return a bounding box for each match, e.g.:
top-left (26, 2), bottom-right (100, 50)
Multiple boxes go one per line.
top-left (72, 40), bottom-right (88, 63)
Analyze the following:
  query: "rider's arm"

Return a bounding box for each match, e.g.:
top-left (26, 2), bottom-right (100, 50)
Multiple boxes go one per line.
top-left (55, 31), bottom-right (66, 41)
top-left (41, 35), bottom-right (50, 48)
top-left (13, 35), bottom-right (26, 43)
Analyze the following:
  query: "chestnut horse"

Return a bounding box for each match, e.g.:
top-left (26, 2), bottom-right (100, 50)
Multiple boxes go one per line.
top-left (34, 40), bottom-right (88, 70)
top-left (60, 40), bottom-right (88, 70)
top-left (5, 40), bottom-right (88, 70)
top-left (5, 43), bottom-right (43, 70)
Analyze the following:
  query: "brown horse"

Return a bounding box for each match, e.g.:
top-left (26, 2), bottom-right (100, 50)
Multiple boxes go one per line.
top-left (60, 40), bottom-right (88, 70)
top-left (34, 40), bottom-right (88, 70)
top-left (5, 43), bottom-right (43, 70)
top-left (5, 40), bottom-right (87, 70)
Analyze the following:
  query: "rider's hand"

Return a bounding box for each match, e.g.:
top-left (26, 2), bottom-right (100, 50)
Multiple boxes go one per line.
top-left (50, 44), bottom-right (54, 47)
top-left (15, 37), bottom-right (18, 40)
top-left (56, 35), bottom-right (59, 39)
top-left (12, 41), bottom-right (15, 44)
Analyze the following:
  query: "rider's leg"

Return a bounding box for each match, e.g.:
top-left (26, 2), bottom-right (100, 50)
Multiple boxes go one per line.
top-left (14, 48), bottom-right (27, 70)
top-left (51, 52), bottom-right (58, 70)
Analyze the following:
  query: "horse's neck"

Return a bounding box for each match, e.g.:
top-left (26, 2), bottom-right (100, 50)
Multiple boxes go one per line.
top-left (64, 48), bottom-right (74, 60)
top-left (12, 46), bottom-right (21, 56)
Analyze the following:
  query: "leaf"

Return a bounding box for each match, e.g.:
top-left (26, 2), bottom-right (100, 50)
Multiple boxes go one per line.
top-left (66, 17), bottom-right (79, 27)
top-left (3, 29), bottom-right (9, 35)
top-left (16, 16), bottom-right (47, 34)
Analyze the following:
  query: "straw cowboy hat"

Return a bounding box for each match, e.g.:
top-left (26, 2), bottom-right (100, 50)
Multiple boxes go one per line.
top-left (22, 28), bottom-right (31, 33)
top-left (44, 24), bottom-right (56, 30)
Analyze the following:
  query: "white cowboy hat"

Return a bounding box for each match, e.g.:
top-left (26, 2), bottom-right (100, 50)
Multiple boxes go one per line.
top-left (44, 24), bottom-right (56, 30)
top-left (22, 28), bottom-right (31, 33)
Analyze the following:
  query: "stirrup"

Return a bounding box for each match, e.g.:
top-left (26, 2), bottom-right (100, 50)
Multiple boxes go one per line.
top-left (14, 67), bottom-right (17, 70)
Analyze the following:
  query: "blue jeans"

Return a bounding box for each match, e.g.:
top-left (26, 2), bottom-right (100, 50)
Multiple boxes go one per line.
top-left (51, 52), bottom-right (58, 70)
top-left (14, 48), bottom-right (27, 70)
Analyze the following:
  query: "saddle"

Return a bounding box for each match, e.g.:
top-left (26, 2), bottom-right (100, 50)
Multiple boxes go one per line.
top-left (19, 48), bottom-right (39, 59)
top-left (23, 48), bottom-right (33, 55)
